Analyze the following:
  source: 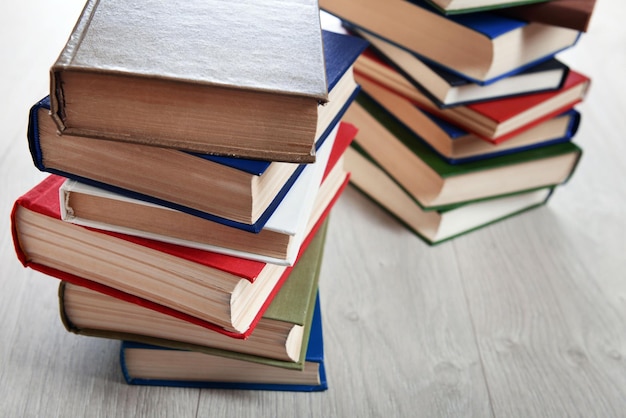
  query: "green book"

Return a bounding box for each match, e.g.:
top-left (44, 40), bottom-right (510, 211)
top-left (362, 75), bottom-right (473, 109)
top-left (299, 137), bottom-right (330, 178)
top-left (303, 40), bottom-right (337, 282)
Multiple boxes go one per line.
top-left (59, 220), bottom-right (329, 370)
top-left (343, 92), bottom-right (582, 212)
top-left (346, 144), bottom-right (555, 245)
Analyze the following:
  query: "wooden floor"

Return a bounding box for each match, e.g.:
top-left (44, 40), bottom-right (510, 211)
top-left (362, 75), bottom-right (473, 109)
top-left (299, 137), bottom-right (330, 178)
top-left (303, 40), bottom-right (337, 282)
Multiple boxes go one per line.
top-left (2, 1), bottom-right (625, 417)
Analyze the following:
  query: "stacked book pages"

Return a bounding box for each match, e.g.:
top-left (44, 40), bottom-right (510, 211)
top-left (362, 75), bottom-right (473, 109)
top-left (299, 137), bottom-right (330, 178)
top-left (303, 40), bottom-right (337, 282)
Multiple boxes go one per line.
top-left (11, 0), bottom-right (367, 391)
top-left (320, 0), bottom-right (595, 244)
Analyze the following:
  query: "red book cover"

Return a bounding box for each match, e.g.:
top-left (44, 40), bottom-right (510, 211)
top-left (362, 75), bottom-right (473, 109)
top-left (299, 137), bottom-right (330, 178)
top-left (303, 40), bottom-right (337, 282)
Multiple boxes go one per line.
top-left (325, 122), bottom-right (357, 179)
top-left (354, 59), bottom-right (590, 144)
top-left (468, 71), bottom-right (590, 123)
top-left (11, 122), bottom-right (356, 339)
top-left (11, 174), bottom-right (350, 339)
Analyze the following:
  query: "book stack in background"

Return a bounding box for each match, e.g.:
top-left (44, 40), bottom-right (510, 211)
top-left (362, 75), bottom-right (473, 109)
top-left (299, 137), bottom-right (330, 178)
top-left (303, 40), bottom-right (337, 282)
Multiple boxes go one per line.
top-left (11, 0), bottom-right (367, 391)
top-left (320, 0), bottom-right (596, 244)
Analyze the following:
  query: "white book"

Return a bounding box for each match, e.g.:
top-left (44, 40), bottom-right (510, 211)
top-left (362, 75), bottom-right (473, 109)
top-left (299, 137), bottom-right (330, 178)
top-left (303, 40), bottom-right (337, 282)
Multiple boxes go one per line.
top-left (59, 125), bottom-right (345, 266)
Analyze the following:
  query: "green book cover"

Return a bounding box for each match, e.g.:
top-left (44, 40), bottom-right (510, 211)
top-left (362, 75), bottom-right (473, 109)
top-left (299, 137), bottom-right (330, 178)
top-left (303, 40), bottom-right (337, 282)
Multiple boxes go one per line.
top-left (352, 92), bottom-right (582, 211)
top-left (59, 220), bottom-right (329, 370)
top-left (346, 144), bottom-right (555, 245)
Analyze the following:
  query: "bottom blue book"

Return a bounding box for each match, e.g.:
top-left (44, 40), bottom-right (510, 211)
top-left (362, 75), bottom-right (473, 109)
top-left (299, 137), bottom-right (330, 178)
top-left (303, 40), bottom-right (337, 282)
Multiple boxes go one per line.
top-left (119, 297), bottom-right (327, 392)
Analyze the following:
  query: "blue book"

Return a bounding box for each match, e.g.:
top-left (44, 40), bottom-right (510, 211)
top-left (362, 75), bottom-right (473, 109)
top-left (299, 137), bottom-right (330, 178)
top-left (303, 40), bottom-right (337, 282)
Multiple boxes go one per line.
top-left (27, 30), bottom-right (368, 233)
top-left (421, 108), bottom-right (580, 164)
top-left (352, 26), bottom-right (571, 108)
top-left (119, 295), bottom-right (327, 392)
top-left (321, 0), bottom-right (580, 84)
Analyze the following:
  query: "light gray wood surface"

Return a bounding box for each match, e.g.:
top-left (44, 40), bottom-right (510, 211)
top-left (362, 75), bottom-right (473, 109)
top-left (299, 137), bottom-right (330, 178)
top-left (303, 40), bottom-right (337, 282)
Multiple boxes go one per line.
top-left (2, 1), bottom-right (625, 417)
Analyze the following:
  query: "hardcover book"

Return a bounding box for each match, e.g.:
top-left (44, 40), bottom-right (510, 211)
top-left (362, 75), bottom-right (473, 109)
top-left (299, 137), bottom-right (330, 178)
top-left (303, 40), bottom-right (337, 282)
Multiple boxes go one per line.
top-left (355, 67), bottom-right (590, 144)
top-left (343, 92), bottom-right (582, 211)
top-left (119, 297), bottom-right (327, 391)
top-left (347, 73), bottom-right (581, 163)
top-left (497, 0), bottom-right (597, 32)
top-left (346, 144), bottom-right (555, 244)
top-left (59, 218), bottom-right (328, 367)
top-left (58, 122), bottom-right (355, 265)
top-left (11, 175), bottom-right (332, 338)
top-left (50, 0), bottom-right (329, 162)
top-left (320, 0), bottom-right (580, 83)
top-left (354, 29), bottom-right (570, 107)
top-left (31, 30), bottom-right (367, 232)
top-left (425, 0), bottom-right (549, 14)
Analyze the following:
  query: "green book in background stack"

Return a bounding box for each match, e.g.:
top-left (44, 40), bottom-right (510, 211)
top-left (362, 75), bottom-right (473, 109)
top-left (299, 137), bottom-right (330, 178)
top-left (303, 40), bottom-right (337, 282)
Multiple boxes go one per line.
top-left (345, 143), bottom-right (555, 245)
top-left (343, 91), bottom-right (582, 212)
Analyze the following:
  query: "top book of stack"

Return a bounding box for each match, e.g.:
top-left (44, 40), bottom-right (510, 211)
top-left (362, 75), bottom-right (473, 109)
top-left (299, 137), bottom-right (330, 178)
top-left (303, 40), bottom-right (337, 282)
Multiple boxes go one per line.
top-left (50, 0), bottom-right (328, 163)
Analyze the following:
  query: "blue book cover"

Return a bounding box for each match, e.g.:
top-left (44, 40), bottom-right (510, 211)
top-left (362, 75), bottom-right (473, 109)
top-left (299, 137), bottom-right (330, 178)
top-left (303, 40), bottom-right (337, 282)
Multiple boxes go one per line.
top-left (407, 0), bottom-right (580, 84)
top-left (27, 30), bottom-right (367, 233)
top-left (194, 30), bottom-right (368, 175)
top-left (355, 26), bottom-right (571, 108)
top-left (119, 295), bottom-right (327, 392)
top-left (424, 108), bottom-right (581, 164)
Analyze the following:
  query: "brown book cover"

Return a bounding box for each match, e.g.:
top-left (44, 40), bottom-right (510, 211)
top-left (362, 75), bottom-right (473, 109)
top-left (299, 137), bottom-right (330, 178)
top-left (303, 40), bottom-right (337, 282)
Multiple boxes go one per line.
top-left (497, 0), bottom-right (597, 32)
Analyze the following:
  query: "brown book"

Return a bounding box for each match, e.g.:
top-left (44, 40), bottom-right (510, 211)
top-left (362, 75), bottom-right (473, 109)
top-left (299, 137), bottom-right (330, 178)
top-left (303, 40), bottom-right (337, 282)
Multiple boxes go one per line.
top-left (497, 0), bottom-right (597, 32)
top-left (50, 0), bottom-right (328, 162)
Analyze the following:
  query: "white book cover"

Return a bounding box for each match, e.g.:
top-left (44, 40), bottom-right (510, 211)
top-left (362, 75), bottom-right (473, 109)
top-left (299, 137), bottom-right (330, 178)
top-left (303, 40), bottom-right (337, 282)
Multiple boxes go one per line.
top-left (59, 124), bottom-right (339, 266)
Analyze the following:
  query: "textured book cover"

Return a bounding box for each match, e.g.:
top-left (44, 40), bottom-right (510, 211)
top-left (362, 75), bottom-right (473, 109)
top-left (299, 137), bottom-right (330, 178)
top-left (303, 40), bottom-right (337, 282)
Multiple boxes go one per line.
top-left (50, 0), bottom-right (328, 160)
top-left (30, 31), bottom-right (366, 232)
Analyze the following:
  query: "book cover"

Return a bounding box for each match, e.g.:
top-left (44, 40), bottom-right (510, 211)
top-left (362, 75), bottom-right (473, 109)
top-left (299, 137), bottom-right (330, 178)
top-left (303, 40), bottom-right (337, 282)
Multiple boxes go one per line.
top-left (347, 65), bottom-right (582, 163)
top-left (355, 67), bottom-right (590, 143)
top-left (58, 122), bottom-right (355, 265)
top-left (30, 31), bottom-right (366, 233)
top-left (320, 0), bottom-right (580, 83)
top-left (345, 144), bottom-right (556, 244)
top-left (425, 0), bottom-right (550, 14)
top-left (50, 0), bottom-right (328, 161)
top-left (59, 219), bottom-right (328, 368)
top-left (11, 175), bottom-right (337, 339)
top-left (497, 0), bottom-right (597, 32)
top-left (344, 92), bottom-right (583, 211)
top-left (119, 296), bottom-right (327, 391)
top-left (353, 29), bottom-right (570, 107)
top-left (424, 109), bottom-right (580, 164)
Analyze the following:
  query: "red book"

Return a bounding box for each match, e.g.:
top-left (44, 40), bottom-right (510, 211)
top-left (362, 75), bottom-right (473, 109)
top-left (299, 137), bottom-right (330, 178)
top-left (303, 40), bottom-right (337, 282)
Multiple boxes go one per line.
top-left (12, 172), bottom-right (349, 339)
top-left (11, 117), bottom-right (356, 339)
top-left (354, 59), bottom-right (590, 144)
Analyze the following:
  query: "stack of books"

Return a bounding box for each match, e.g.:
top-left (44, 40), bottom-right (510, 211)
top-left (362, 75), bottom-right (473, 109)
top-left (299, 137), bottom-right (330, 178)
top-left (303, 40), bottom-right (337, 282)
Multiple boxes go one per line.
top-left (320, 0), bottom-right (596, 244)
top-left (11, 0), bottom-right (367, 391)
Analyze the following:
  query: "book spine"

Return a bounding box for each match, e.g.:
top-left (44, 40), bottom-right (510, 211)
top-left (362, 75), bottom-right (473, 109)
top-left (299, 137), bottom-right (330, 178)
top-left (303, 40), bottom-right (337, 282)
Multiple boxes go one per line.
top-left (50, 0), bottom-right (99, 130)
top-left (27, 97), bottom-right (49, 171)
